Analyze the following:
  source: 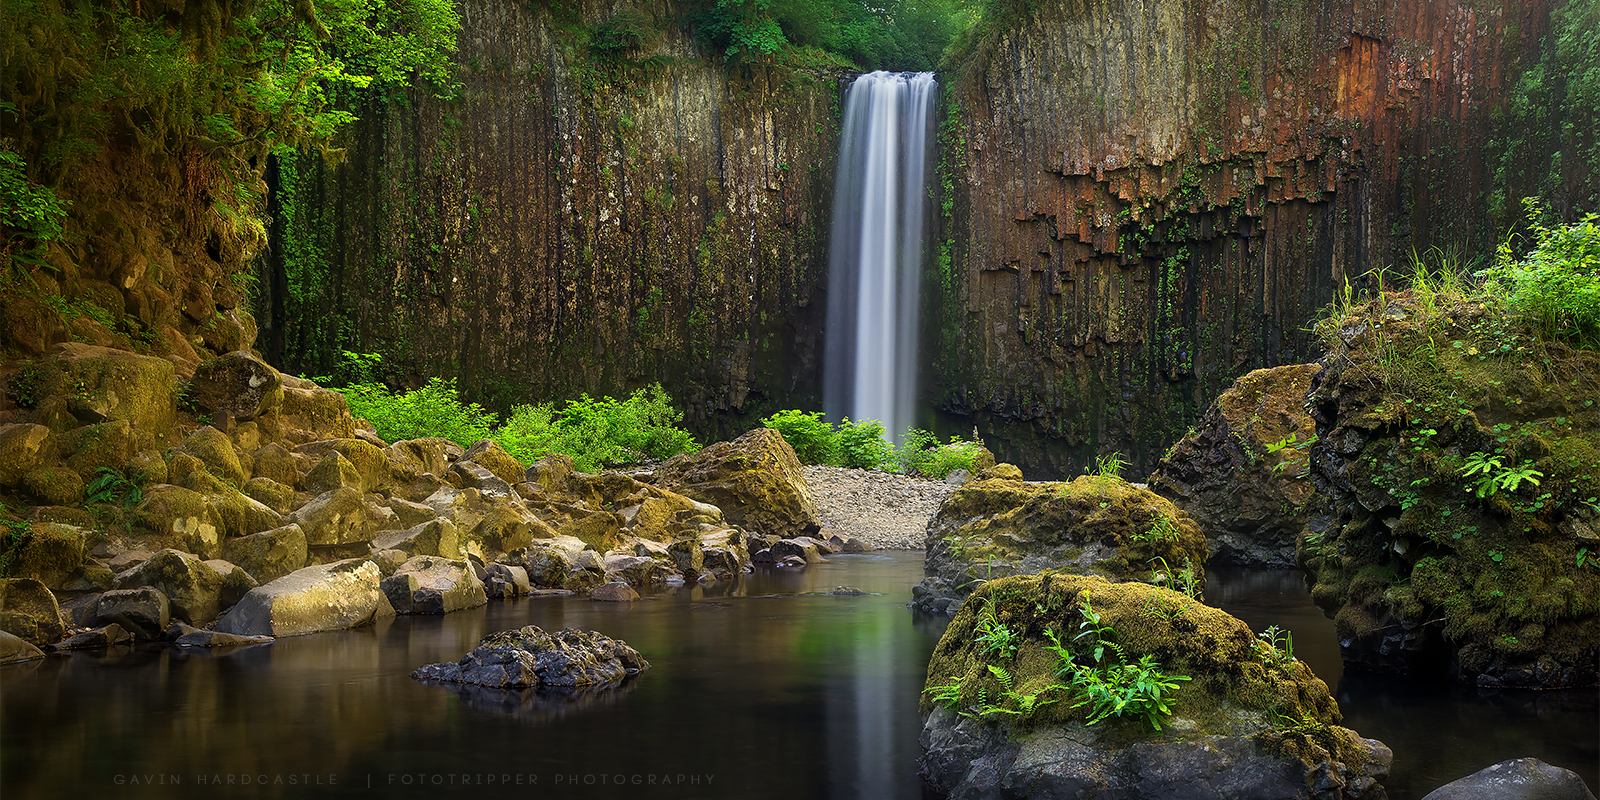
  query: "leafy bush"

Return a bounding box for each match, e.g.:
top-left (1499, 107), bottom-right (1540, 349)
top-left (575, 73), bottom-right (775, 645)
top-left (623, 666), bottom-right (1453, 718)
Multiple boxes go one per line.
top-left (1488, 201), bottom-right (1600, 349)
top-left (761, 409), bottom-right (839, 464)
top-left (341, 380), bottom-right (698, 474)
top-left (897, 428), bottom-right (986, 479)
top-left (836, 417), bottom-right (894, 469)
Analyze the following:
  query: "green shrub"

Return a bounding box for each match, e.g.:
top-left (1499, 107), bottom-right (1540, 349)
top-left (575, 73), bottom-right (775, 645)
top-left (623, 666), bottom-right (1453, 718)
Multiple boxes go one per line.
top-left (836, 417), bottom-right (894, 469)
top-left (896, 428), bottom-right (985, 479)
top-left (762, 409), bottom-right (840, 464)
top-left (1488, 202), bottom-right (1600, 349)
top-left (343, 378), bottom-right (499, 446)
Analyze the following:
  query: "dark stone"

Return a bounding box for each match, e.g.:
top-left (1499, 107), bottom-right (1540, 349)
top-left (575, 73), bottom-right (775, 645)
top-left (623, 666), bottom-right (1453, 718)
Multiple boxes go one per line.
top-left (50, 623), bottom-right (133, 650)
top-left (410, 625), bottom-right (648, 688)
top-left (1421, 758), bottom-right (1597, 800)
top-left (166, 622), bottom-right (274, 648)
top-left (90, 588), bottom-right (170, 640)
top-left (188, 350), bottom-right (283, 421)
top-left (590, 582), bottom-right (639, 602)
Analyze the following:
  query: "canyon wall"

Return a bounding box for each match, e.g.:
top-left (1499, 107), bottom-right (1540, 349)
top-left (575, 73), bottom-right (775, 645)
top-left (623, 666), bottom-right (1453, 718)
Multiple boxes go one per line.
top-left (259, 0), bottom-right (844, 441)
top-left (934, 0), bottom-right (1595, 477)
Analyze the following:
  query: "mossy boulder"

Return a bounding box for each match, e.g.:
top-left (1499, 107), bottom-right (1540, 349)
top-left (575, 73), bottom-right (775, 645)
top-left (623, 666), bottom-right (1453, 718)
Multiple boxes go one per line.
top-left (915, 473), bottom-right (1207, 614)
top-left (113, 549), bottom-right (225, 626)
top-left (1300, 295), bottom-right (1600, 686)
top-left (134, 484), bottom-right (225, 558)
top-left (0, 578), bottom-right (67, 645)
top-left (24, 466), bottom-right (84, 505)
top-left (1151, 364), bottom-right (1322, 567)
top-left (33, 343), bottom-right (176, 432)
top-left (0, 423), bottom-right (54, 487)
top-left (522, 453), bottom-right (574, 495)
top-left (7, 522), bottom-right (89, 590)
top-left (460, 439), bottom-right (524, 487)
top-left (385, 437), bottom-right (460, 481)
top-left (289, 487), bottom-right (377, 546)
top-left (221, 523), bottom-right (308, 584)
top-left (242, 477), bottom-right (296, 514)
top-left (251, 442), bottom-right (299, 486)
top-left (214, 558), bottom-right (393, 637)
top-left (295, 439), bottom-right (389, 492)
top-left (655, 427), bottom-right (819, 539)
top-left (384, 556), bottom-right (487, 614)
top-left (179, 426), bottom-right (247, 488)
top-left (373, 518), bottom-right (462, 560)
top-left (299, 450), bottom-right (364, 494)
top-left (472, 503), bottom-right (553, 554)
top-left (188, 350), bottom-right (284, 421)
top-left (273, 384), bottom-right (358, 445)
top-left (59, 419), bottom-right (138, 480)
top-left (557, 511), bottom-right (626, 552)
top-left (920, 574), bottom-right (1390, 800)
top-left (410, 625), bottom-right (649, 689)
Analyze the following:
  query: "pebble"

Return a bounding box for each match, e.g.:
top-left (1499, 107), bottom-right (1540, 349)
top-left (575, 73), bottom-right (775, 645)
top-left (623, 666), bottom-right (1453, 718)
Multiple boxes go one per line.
top-left (802, 466), bottom-right (958, 551)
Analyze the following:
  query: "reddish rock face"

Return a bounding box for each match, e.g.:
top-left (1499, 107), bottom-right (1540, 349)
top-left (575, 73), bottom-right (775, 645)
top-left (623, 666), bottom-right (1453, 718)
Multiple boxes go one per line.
top-left (933, 0), bottom-right (1588, 477)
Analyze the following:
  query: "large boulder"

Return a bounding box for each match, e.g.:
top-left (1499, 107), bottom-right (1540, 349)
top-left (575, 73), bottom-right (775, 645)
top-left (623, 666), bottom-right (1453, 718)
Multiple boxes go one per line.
top-left (299, 450), bottom-right (364, 494)
top-left (133, 484), bottom-right (225, 559)
top-left (373, 518), bottom-right (461, 559)
top-left (1420, 758), bottom-right (1597, 800)
top-left (459, 439), bottom-right (524, 487)
top-left (411, 625), bottom-right (649, 688)
top-left (274, 383), bottom-right (358, 445)
top-left (914, 472), bottom-right (1207, 614)
top-left (295, 439), bottom-right (389, 493)
top-left (0, 629), bottom-right (45, 663)
top-left (113, 549), bottom-right (225, 626)
top-left (214, 559), bottom-right (394, 637)
top-left (385, 438), bottom-right (460, 481)
top-left (222, 523), bottom-right (308, 583)
top-left (0, 578), bottom-right (67, 644)
top-left (7, 522), bottom-right (89, 590)
top-left (655, 428), bottom-right (819, 539)
top-left (1151, 364), bottom-right (1322, 567)
top-left (0, 423), bottom-right (53, 487)
top-left (289, 487), bottom-right (378, 546)
top-left (471, 503), bottom-right (552, 553)
top-left (188, 350), bottom-right (283, 422)
top-left (919, 574), bottom-right (1390, 800)
top-left (179, 426), bottom-right (247, 488)
top-left (382, 556), bottom-right (486, 614)
top-left (34, 343), bottom-right (176, 432)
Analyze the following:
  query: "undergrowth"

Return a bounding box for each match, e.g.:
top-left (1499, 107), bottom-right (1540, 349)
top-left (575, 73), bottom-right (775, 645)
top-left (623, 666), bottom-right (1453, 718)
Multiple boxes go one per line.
top-left (761, 409), bottom-right (987, 477)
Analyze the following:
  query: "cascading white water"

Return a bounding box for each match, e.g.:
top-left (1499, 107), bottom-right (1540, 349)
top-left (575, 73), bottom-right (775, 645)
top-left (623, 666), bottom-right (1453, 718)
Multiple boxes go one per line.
top-left (824, 71), bottom-right (937, 441)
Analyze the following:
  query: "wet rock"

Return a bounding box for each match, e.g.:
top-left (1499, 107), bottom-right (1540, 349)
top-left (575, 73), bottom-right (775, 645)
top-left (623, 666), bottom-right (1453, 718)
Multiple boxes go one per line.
top-left (89, 587), bottom-right (170, 640)
top-left (769, 538), bottom-right (825, 564)
top-left (483, 563), bottom-right (531, 599)
top-left (471, 503), bottom-right (552, 553)
top-left (589, 582), bottom-right (639, 602)
top-left (602, 555), bottom-right (662, 586)
top-left (832, 586), bottom-right (867, 595)
top-left (204, 559), bottom-right (260, 608)
top-left (222, 523), bottom-right (308, 583)
top-left (165, 622), bottom-right (273, 647)
top-left (113, 549), bottom-right (226, 626)
top-left (776, 555), bottom-right (807, 568)
top-left (134, 484), bottom-right (225, 559)
top-left (51, 623), bottom-right (133, 650)
top-left (459, 439), bottom-right (525, 487)
top-left (0, 424), bottom-right (54, 488)
top-left (383, 556), bottom-right (487, 614)
top-left (1420, 758), bottom-right (1597, 800)
top-left (699, 528), bottom-right (750, 573)
top-left (0, 629), bottom-right (45, 663)
top-left (1150, 364), bottom-right (1320, 567)
top-left (411, 625), bottom-right (648, 688)
top-left (214, 558), bottom-right (393, 637)
top-left (667, 537), bottom-right (704, 575)
top-left (0, 578), bottom-right (67, 645)
top-left (7, 522), bottom-right (89, 589)
top-left (656, 428), bottom-right (820, 539)
top-left (370, 548), bottom-right (408, 575)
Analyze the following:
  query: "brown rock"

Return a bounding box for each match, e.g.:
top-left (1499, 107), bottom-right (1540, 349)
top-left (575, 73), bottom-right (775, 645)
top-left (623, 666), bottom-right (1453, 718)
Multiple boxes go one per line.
top-left (656, 428), bottom-right (820, 539)
top-left (589, 581), bottom-right (639, 602)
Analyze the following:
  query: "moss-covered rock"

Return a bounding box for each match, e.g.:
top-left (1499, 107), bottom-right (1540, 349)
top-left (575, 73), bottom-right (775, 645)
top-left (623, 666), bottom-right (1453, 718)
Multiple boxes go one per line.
top-left (299, 450), bottom-right (364, 494)
top-left (124, 449), bottom-right (168, 486)
top-left (243, 477), bottom-right (296, 514)
top-left (1300, 294), bottom-right (1600, 687)
top-left (221, 523), bottom-right (308, 584)
top-left (655, 427), bottom-right (819, 539)
top-left (188, 350), bottom-right (284, 421)
top-left (0, 423), bottom-right (54, 487)
top-left (59, 418), bottom-right (137, 480)
top-left (24, 466), bottom-right (84, 505)
top-left (919, 574), bottom-right (1389, 800)
top-left (0, 577), bottom-right (67, 645)
top-left (289, 487), bottom-right (377, 546)
top-left (556, 511), bottom-right (626, 552)
top-left (32, 343), bottom-right (176, 432)
top-left (373, 518), bottom-right (462, 560)
top-left (251, 442), bottom-right (299, 486)
top-left (272, 385), bottom-right (358, 445)
top-left (385, 437), bottom-right (460, 481)
top-left (915, 473), bottom-right (1206, 614)
top-left (113, 549), bottom-right (225, 626)
top-left (7, 522), bottom-right (89, 590)
top-left (471, 502), bottom-right (553, 554)
top-left (295, 439), bottom-right (389, 492)
top-left (1152, 364), bottom-right (1321, 567)
top-left (214, 558), bottom-right (392, 637)
top-left (460, 439), bottom-right (524, 487)
top-left (522, 453), bottom-right (574, 495)
top-left (179, 426), bottom-right (247, 488)
top-left (133, 484), bottom-right (225, 558)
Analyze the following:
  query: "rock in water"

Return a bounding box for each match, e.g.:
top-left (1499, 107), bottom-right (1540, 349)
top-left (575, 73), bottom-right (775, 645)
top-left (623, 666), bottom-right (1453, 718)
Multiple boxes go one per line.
top-left (411, 625), bottom-right (649, 689)
top-left (655, 428), bottom-right (820, 539)
top-left (1421, 758), bottom-right (1597, 800)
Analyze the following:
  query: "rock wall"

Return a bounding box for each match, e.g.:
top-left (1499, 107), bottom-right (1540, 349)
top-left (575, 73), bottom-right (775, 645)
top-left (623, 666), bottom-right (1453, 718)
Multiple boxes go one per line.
top-left (259, 0), bottom-right (844, 441)
top-left (934, 0), bottom-right (1593, 477)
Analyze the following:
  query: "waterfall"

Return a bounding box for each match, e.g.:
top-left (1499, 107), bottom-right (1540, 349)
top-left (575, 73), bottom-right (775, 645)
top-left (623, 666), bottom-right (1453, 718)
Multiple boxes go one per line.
top-left (824, 71), bottom-right (937, 442)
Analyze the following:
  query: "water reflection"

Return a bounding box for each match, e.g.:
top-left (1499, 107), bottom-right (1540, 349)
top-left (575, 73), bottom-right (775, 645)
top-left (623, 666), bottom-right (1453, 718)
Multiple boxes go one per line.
top-left (1207, 566), bottom-right (1599, 799)
top-left (1, 553), bottom-right (948, 800)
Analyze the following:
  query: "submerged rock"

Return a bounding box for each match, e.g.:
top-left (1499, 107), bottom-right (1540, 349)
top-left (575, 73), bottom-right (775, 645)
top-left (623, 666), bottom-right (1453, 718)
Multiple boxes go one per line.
top-left (1420, 758), bottom-right (1597, 800)
top-left (920, 574), bottom-right (1390, 799)
top-left (411, 625), bottom-right (648, 689)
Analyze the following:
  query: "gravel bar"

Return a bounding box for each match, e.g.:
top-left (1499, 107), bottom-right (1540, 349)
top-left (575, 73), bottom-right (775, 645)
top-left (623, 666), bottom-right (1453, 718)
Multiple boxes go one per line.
top-left (802, 465), bottom-right (958, 551)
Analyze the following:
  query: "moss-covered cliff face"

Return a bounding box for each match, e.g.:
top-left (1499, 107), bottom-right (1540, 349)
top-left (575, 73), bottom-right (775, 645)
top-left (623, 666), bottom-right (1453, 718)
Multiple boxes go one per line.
top-left (260, 0), bottom-right (843, 441)
top-left (934, 0), bottom-right (1593, 478)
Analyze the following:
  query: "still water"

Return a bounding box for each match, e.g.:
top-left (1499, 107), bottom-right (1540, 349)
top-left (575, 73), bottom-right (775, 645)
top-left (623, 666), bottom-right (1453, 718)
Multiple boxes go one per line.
top-left (2, 557), bottom-right (1595, 799)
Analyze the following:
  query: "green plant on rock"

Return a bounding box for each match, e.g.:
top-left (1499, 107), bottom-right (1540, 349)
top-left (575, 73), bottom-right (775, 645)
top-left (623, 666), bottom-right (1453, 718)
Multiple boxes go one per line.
top-left (1093, 452), bottom-right (1127, 478)
top-left (1458, 452), bottom-right (1544, 498)
top-left (1486, 201), bottom-right (1600, 350)
top-left (1254, 625), bottom-right (1296, 669)
top-left (974, 599), bottom-right (1020, 659)
top-left (923, 675), bottom-right (965, 709)
top-left (1148, 556), bottom-right (1201, 599)
top-left (1042, 604), bottom-right (1191, 732)
top-left (1132, 511), bottom-right (1180, 543)
top-left (84, 467), bottom-right (141, 509)
top-left (976, 664), bottom-right (1065, 720)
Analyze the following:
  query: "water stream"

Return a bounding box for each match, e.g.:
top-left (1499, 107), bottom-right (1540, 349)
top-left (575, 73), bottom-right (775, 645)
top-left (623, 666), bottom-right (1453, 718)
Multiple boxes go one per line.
top-left (2, 558), bottom-right (1594, 798)
top-left (824, 72), bottom-right (937, 440)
